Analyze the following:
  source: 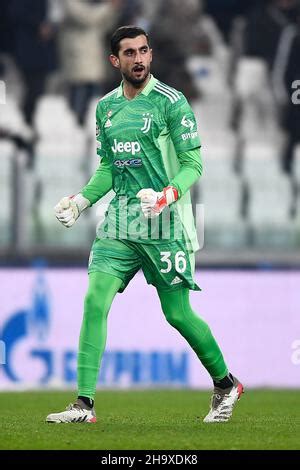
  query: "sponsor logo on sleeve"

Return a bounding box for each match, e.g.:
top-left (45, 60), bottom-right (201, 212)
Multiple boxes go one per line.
top-left (181, 115), bottom-right (195, 130)
top-left (181, 131), bottom-right (198, 141)
top-left (181, 115), bottom-right (198, 140)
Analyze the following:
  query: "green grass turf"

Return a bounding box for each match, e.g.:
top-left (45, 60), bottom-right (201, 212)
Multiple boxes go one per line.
top-left (0, 390), bottom-right (299, 450)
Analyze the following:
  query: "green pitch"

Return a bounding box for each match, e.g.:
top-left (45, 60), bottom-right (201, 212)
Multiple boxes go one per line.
top-left (0, 390), bottom-right (299, 450)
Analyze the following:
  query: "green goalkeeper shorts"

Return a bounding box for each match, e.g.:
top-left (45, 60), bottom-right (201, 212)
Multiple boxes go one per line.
top-left (88, 237), bottom-right (201, 293)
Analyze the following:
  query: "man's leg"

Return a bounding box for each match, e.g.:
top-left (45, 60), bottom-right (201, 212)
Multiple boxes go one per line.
top-left (157, 286), bottom-right (228, 380)
top-left (46, 271), bottom-right (122, 423)
top-left (157, 287), bottom-right (243, 422)
top-left (77, 271), bottom-right (123, 400)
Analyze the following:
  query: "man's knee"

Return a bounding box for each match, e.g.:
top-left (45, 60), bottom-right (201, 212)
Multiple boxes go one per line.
top-left (84, 272), bottom-right (120, 315)
top-left (162, 303), bottom-right (185, 330)
top-left (84, 290), bottom-right (99, 312)
top-left (84, 281), bottom-right (110, 320)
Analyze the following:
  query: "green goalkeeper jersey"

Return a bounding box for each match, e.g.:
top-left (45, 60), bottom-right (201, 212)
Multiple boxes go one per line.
top-left (82, 75), bottom-right (202, 251)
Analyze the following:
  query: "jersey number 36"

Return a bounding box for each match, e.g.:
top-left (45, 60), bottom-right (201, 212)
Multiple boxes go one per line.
top-left (160, 251), bottom-right (187, 274)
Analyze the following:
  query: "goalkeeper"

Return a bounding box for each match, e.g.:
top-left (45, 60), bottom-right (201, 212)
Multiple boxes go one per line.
top-left (46, 26), bottom-right (243, 424)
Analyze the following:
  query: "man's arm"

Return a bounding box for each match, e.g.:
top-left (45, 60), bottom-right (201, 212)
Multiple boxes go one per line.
top-left (137, 93), bottom-right (202, 218)
top-left (170, 147), bottom-right (203, 198)
top-left (81, 101), bottom-right (114, 204)
top-left (81, 155), bottom-right (113, 205)
top-left (137, 148), bottom-right (202, 218)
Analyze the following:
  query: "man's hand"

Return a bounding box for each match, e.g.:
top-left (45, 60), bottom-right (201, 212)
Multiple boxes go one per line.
top-left (136, 186), bottom-right (178, 218)
top-left (54, 194), bottom-right (90, 228)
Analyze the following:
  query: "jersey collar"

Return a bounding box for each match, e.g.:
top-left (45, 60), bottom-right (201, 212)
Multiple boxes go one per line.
top-left (117, 75), bottom-right (158, 98)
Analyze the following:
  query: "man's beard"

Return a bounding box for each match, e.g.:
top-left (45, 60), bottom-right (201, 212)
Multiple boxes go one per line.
top-left (122, 66), bottom-right (150, 87)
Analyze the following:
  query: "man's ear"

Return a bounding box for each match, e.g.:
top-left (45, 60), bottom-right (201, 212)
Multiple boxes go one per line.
top-left (109, 54), bottom-right (120, 69)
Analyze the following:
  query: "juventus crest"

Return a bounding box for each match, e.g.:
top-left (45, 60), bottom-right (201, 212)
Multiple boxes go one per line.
top-left (141, 113), bottom-right (153, 134)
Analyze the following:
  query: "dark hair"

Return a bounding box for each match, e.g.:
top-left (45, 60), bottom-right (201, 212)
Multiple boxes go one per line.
top-left (110, 25), bottom-right (150, 56)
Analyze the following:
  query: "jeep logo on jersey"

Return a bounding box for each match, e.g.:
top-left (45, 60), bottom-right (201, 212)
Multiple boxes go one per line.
top-left (111, 139), bottom-right (141, 155)
top-left (114, 159), bottom-right (142, 168)
top-left (181, 115), bottom-right (195, 130)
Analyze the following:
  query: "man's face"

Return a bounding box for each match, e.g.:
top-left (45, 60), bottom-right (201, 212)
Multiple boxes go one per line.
top-left (110, 35), bottom-right (152, 86)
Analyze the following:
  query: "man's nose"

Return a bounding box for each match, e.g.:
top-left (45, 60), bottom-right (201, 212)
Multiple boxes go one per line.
top-left (135, 51), bottom-right (143, 63)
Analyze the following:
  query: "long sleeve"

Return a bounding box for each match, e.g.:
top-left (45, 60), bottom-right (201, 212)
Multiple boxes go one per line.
top-left (170, 147), bottom-right (203, 198)
top-left (81, 155), bottom-right (113, 205)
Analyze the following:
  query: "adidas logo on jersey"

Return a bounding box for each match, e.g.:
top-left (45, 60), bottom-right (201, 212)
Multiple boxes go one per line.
top-left (104, 119), bottom-right (112, 128)
top-left (171, 276), bottom-right (183, 285)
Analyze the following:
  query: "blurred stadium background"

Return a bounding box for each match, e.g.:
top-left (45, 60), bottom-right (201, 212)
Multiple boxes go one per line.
top-left (0, 0), bottom-right (300, 449)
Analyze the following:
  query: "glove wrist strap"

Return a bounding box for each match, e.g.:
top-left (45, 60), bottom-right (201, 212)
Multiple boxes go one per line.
top-left (156, 186), bottom-right (178, 211)
top-left (72, 194), bottom-right (91, 213)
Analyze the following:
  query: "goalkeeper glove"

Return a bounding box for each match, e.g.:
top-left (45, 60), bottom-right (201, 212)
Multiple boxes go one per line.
top-left (136, 186), bottom-right (178, 218)
top-left (54, 194), bottom-right (90, 228)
